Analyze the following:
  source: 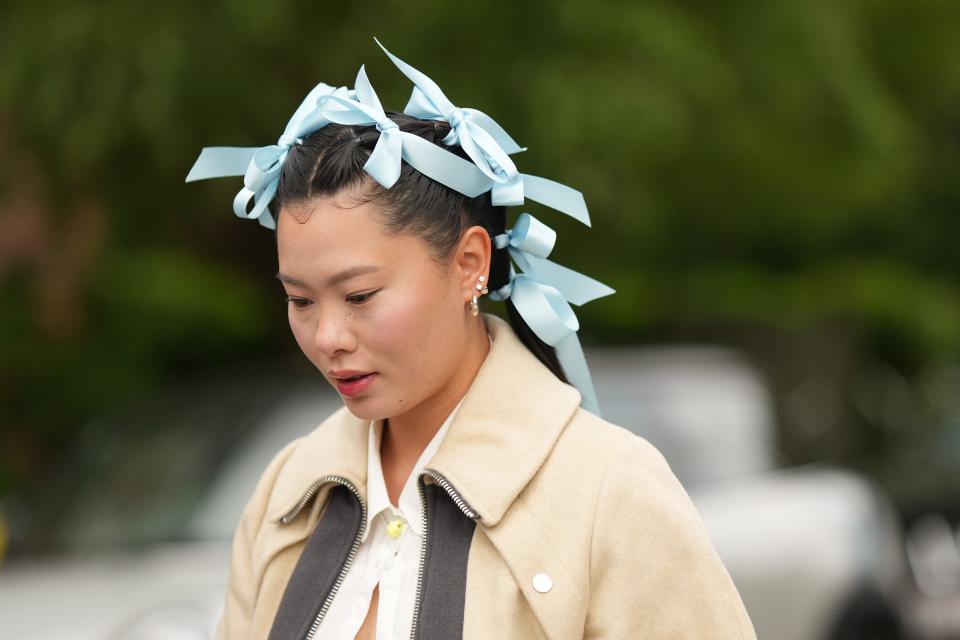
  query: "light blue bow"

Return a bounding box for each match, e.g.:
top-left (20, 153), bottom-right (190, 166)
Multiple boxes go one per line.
top-left (183, 41), bottom-right (617, 417)
top-left (375, 37), bottom-right (592, 226)
top-left (185, 82), bottom-right (356, 230)
top-left (489, 213), bottom-right (615, 415)
top-left (375, 38), bottom-right (521, 179)
top-left (314, 65), bottom-right (492, 197)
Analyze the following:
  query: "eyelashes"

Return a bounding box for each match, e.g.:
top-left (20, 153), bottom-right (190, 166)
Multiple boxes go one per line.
top-left (346, 289), bottom-right (380, 304)
top-left (285, 295), bottom-right (311, 309)
top-left (284, 289), bottom-right (381, 308)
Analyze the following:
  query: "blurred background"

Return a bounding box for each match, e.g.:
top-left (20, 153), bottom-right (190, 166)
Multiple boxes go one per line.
top-left (2, 0), bottom-right (960, 638)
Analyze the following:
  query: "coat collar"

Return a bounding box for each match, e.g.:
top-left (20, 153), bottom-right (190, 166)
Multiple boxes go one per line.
top-left (266, 312), bottom-right (583, 528)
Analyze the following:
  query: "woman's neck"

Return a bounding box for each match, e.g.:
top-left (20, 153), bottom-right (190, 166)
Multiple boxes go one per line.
top-left (379, 318), bottom-right (490, 502)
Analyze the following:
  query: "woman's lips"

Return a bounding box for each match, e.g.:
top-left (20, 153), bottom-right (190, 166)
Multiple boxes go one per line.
top-left (335, 372), bottom-right (377, 397)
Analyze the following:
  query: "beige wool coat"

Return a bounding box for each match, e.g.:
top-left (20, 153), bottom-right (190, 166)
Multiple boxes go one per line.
top-left (216, 312), bottom-right (758, 639)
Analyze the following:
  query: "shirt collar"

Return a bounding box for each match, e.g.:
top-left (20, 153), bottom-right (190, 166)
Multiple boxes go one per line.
top-left (362, 392), bottom-right (466, 541)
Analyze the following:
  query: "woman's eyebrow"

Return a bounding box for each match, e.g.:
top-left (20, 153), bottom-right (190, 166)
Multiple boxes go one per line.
top-left (275, 265), bottom-right (383, 288)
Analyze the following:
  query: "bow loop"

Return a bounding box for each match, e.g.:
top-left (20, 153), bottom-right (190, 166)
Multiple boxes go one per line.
top-left (244, 145), bottom-right (288, 192)
top-left (497, 212), bottom-right (556, 259)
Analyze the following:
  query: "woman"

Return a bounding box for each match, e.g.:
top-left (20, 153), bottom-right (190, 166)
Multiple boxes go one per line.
top-left (188, 40), bottom-right (756, 640)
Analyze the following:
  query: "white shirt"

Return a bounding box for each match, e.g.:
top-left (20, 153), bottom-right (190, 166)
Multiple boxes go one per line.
top-left (314, 382), bottom-right (476, 638)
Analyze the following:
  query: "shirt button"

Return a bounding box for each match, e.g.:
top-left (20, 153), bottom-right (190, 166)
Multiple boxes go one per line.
top-left (532, 573), bottom-right (552, 593)
top-left (386, 517), bottom-right (406, 539)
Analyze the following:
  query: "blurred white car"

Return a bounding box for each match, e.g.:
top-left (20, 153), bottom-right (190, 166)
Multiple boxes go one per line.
top-left (0, 347), bottom-right (913, 639)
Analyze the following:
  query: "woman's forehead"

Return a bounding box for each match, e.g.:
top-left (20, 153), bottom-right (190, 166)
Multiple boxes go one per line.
top-left (276, 198), bottom-right (430, 281)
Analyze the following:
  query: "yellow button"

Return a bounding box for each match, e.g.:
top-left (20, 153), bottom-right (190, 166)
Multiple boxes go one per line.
top-left (386, 518), bottom-right (406, 538)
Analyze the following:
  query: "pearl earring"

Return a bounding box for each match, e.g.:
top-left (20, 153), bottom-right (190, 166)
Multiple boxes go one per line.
top-left (469, 275), bottom-right (488, 316)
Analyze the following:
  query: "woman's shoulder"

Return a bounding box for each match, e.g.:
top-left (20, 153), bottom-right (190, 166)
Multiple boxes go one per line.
top-left (557, 414), bottom-right (757, 639)
top-left (556, 406), bottom-right (682, 491)
top-left (541, 406), bottom-right (710, 542)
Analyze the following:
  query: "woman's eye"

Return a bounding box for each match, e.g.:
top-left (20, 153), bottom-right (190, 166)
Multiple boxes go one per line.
top-left (346, 289), bottom-right (380, 305)
top-left (285, 295), bottom-right (312, 309)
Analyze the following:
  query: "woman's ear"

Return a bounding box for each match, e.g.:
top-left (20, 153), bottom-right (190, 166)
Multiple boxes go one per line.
top-left (455, 225), bottom-right (492, 301)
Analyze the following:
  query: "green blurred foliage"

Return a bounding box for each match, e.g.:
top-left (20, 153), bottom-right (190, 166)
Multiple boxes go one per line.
top-left (1, 0), bottom-right (959, 501)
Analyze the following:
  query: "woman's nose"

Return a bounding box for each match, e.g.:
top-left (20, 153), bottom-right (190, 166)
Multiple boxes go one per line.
top-left (313, 309), bottom-right (358, 356)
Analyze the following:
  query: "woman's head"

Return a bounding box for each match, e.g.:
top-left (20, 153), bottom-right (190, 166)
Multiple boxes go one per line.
top-left (270, 112), bottom-right (566, 419)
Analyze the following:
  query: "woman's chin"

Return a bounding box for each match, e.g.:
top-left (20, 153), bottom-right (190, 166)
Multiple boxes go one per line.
top-left (341, 396), bottom-right (390, 422)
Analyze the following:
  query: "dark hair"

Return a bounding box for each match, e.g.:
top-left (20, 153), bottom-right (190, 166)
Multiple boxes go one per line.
top-left (268, 111), bottom-right (568, 384)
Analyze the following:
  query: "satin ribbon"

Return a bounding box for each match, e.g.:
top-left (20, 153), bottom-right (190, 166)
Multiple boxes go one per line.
top-left (314, 65), bottom-right (491, 197)
top-left (185, 82), bottom-right (356, 230)
top-left (374, 37), bottom-right (592, 226)
top-left (184, 42), bottom-right (617, 416)
top-left (489, 213), bottom-right (615, 416)
top-left (372, 39), bottom-right (522, 179)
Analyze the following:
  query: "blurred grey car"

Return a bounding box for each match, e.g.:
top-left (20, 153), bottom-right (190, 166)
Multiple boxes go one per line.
top-left (0, 347), bottom-right (913, 639)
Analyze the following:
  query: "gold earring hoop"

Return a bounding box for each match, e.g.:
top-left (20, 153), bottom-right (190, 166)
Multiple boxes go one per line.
top-left (469, 275), bottom-right (488, 316)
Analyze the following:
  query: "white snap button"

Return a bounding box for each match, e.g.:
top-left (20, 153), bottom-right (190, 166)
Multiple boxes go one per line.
top-left (532, 573), bottom-right (552, 593)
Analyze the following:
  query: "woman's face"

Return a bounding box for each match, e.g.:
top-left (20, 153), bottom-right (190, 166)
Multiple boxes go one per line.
top-left (275, 192), bottom-right (478, 421)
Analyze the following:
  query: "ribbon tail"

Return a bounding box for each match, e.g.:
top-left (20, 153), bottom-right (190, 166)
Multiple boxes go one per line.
top-left (257, 209), bottom-right (277, 230)
top-left (404, 86), bottom-right (443, 120)
top-left (232, 180), bottom-right (277, 224)
top-left (354, 65), bottom-right (385, 112)
top-left (555, 333), bottom-right (602, 416)
top-left (514, 253), bottom-right (616, 305)
top-left (400, 133), bottom-right (490, 197)
top-left (374, 37), bottom-right (456, 115)
top-left (364, 130), bottom-right (403, 188)
top-left (186, 147), bottom-right (259, 182)
top-left (521, 174), bottom-right (591, 226)
top-left (508, 276), bottom-right (602, 416)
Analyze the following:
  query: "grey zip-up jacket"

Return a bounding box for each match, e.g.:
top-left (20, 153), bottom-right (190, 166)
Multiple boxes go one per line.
top-left (215, 312), bottom-right (758, 639)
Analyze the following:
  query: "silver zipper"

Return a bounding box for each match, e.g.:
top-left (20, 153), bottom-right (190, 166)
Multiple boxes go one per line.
top-left (277, 474), bottom-right (367, 640)
top-left (409, 468), bottom-right (480, 640)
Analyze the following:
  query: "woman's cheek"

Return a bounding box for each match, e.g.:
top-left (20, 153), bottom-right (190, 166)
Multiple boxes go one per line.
top-left (365, 288), bottom-right (421, 354)
top-left (288, 309), bottom-right (318, 365)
